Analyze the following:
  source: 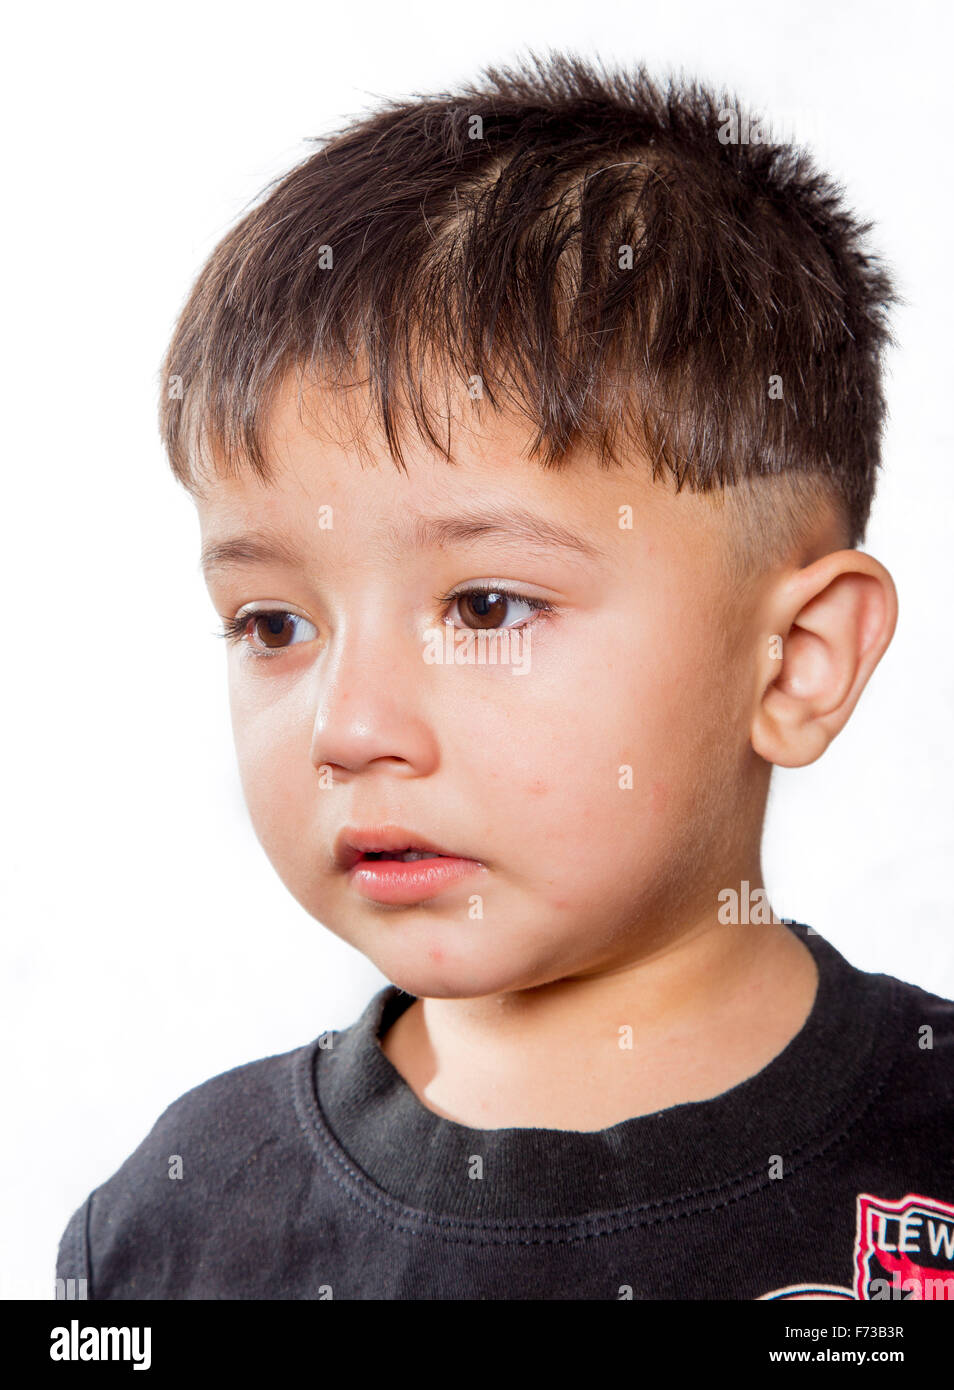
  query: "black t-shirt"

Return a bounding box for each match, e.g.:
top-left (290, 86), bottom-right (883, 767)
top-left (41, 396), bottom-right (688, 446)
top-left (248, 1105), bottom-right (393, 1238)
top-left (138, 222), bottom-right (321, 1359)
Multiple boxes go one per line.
top-left (56, 923), bottom-right (954, 1300)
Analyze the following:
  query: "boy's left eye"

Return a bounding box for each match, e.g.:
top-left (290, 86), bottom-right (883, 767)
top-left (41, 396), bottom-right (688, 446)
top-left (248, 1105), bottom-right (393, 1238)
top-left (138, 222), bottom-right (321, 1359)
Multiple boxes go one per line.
top-left (443, 586), bottom-right (555, 631)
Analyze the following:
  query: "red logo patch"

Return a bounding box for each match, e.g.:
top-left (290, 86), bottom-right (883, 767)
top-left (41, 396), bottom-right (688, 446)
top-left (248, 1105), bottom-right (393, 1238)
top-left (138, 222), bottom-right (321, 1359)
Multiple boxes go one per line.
top-left (758, 1191), bottom-right (954, 1300)
top-left (854, 1192), bottom-right (954, 1300)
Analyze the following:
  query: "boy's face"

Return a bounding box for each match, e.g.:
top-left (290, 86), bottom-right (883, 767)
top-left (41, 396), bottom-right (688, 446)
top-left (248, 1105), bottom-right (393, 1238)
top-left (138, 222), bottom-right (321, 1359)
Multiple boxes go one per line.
top-left (197, 377), bottom-right (769, 998)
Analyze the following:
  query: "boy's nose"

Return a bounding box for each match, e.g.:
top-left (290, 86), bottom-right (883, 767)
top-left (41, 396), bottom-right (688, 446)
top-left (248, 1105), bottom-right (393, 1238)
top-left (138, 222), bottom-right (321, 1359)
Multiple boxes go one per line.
top-left (307, 628), bottom-right (441, 779)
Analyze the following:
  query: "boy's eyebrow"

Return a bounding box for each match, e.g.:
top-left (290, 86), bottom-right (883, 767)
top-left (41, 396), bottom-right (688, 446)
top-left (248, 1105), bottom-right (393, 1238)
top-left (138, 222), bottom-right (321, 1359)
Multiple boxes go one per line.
top-left (200, 507), bottom-right (605, 579)
top-left (200, 529), bottom-right (305, 581)
top-left (405, 508), bottom-right (606, 561)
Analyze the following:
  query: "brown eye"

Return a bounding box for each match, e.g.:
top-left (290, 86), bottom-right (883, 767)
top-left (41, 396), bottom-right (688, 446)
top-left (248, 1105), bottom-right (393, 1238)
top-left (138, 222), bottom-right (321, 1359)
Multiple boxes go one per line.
top-left (447, 587), bottom-right (554, 632)
top-left (221, 609), bottom-right (318, 657)
top-left (250, 613), bottom-right (295, 648)
top-left (458, 590), bottom-right (511, 629)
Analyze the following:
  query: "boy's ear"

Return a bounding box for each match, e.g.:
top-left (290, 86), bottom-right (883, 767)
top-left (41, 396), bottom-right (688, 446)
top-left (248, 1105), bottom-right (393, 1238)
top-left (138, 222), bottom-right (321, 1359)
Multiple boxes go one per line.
top-left (750, 550), bottom-right (898, 768)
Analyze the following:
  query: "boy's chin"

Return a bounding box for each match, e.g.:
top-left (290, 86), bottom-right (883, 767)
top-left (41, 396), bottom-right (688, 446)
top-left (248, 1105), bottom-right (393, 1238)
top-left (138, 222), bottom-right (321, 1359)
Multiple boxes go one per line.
top-left (380, 951), bottom-right (566, 1001)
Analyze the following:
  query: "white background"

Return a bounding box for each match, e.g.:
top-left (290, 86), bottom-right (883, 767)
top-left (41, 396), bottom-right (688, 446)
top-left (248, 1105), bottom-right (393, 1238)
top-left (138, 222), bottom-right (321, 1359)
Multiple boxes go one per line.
top-left (2, 0), bottom-right (951, 1299)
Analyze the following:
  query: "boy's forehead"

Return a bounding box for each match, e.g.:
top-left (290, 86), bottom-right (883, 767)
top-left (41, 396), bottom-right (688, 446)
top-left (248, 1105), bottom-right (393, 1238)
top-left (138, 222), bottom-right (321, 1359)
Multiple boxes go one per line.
top-left (195, 374), bottom-right (724, 567)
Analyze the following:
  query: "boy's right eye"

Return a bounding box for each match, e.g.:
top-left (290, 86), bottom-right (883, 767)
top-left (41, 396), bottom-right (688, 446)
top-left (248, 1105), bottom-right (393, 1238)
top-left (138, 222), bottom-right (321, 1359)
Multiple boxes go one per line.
top-left (218, 609), bottom-right (317, 658)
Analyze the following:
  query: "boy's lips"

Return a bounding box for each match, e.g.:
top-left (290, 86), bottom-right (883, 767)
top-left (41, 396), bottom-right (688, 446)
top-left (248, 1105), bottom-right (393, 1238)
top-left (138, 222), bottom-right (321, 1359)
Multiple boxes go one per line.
top-left (334, 825), bottom-right (486, 903)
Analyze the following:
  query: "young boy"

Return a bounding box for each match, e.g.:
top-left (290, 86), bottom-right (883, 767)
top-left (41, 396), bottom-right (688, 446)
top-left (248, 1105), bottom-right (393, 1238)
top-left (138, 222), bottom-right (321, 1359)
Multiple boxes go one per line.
top-left (56, 52), bottom-right (953, 1301)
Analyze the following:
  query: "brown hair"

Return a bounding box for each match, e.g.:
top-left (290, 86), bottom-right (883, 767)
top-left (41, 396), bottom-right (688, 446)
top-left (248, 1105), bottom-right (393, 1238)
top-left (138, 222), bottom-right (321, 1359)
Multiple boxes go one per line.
top-left (158, 51), bottom-right (897, 562)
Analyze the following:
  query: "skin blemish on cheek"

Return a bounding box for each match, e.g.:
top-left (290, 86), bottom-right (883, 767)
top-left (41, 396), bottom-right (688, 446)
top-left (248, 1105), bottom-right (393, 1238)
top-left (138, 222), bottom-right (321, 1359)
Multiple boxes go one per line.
top-left (650, 779), bottom-right (669, 814)
top-left (429, 946), bottom-right (443, 963)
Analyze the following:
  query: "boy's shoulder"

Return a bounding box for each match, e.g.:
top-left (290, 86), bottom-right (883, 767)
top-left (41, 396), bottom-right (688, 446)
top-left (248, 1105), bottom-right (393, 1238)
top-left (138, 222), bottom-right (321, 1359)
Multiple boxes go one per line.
top-left (55, 1027), bottom-right (335, 1297)
top-left (809, 928), bottom-right (954, 1072)
top-left (113, 1031), bottom-right (317, 1177)
top-left (866, 955), bottom-right (954, 1111)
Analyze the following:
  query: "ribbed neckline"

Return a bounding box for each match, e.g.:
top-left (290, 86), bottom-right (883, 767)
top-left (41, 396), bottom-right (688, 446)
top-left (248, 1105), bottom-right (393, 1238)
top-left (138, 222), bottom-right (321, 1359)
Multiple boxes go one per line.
top-left (309, 923), bottom-right (896, 1221)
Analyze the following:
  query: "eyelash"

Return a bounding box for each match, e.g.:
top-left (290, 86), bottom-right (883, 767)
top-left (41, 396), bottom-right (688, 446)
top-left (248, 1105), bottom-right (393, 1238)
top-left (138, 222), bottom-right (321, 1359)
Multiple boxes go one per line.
top-left (216, 586), bottom-right (556, 660)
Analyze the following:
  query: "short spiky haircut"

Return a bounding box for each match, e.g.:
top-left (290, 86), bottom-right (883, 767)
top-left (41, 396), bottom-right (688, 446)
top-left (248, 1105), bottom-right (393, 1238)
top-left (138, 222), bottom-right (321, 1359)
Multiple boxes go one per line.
top-left (159, 50), bottom-right (897, 573)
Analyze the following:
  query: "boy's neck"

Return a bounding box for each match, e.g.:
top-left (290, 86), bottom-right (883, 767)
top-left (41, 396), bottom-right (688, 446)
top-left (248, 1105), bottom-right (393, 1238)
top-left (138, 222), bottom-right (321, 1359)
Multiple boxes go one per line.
top-left (379, 914), bottom-right (819, 1132)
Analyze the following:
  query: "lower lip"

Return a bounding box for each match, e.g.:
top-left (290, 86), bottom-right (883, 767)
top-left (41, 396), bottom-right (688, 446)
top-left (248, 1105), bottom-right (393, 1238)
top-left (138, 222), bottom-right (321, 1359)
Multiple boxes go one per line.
top-left (348, 856), bottom-right (484, 904)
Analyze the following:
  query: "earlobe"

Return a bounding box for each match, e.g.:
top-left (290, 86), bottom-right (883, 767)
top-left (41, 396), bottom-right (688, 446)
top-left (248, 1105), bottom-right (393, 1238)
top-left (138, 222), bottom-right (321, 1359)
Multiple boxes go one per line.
top-left (750, 551), bottom-right (898, 769)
